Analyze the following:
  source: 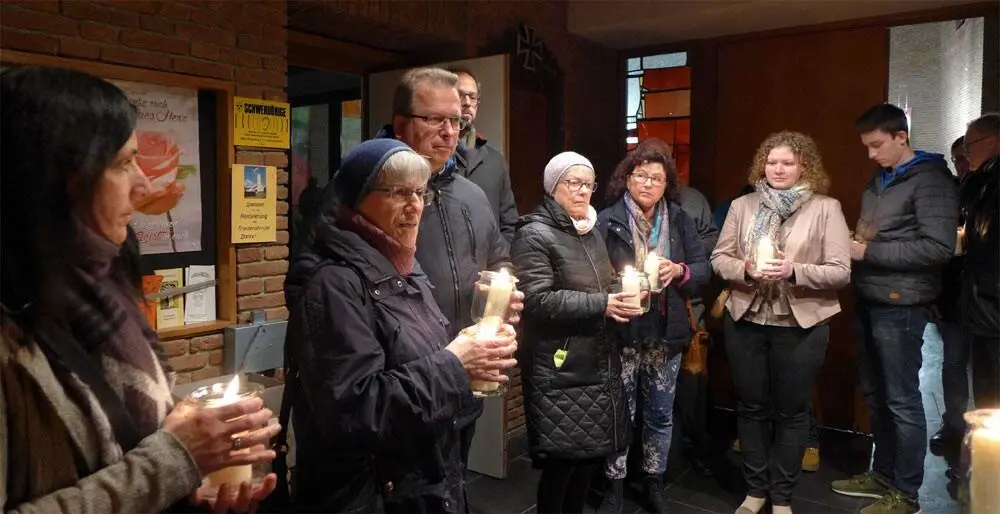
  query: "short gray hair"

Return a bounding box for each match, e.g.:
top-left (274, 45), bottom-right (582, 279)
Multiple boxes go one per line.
top-left (968, 113), bottom-right (1000, 137)
top-left (377, 150), bottom-right (432, 186)
top-left (392, 67), bottom-right (458, 116)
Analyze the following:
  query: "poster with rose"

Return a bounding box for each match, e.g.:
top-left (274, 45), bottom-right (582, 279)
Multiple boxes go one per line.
top-left (113, 80), bottom-right (203, 254)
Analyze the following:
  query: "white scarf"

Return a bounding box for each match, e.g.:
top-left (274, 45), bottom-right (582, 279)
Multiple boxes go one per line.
top-left (572, 205), bottom-right (597, 235)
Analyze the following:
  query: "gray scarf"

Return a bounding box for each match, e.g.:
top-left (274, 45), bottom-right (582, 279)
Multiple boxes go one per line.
top-left (746, 181), bottom-right (812, 315)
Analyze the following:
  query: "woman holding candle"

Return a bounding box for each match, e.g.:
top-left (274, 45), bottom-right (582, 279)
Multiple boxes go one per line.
top-left (0, 66), bottom-right (279, 513)
top-left (711, 131), bottom-right (851, 514)
top-left (284, 139), bottom-right (518, 513)
top-left (512, 151), bottom-right (642, 514)
top-left (595, 148), bottom-right (710, 514)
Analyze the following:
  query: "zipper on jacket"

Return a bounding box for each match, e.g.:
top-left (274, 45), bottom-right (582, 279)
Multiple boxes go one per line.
top-left (435, 189), bottom-right (462, 325)
top-left (462, 207), bottom-right (478, 263)
top-left (578, 233), bottom-right (619, 451)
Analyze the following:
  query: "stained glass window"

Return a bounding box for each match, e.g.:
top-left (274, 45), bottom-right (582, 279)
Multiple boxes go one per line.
top-left (625, 52), bottom-right (691, 184)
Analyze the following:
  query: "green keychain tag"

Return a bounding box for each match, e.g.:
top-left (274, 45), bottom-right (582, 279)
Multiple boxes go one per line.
top-left (553, 349), bottom-right (568, 369)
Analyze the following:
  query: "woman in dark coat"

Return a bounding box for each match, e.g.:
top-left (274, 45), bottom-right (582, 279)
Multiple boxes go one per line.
top-left (285, 139), bottom-right (518, 513)
top-left (512, 151), bottom-right (642, 514)
top-left (595, 149), bottom-right (710, 514)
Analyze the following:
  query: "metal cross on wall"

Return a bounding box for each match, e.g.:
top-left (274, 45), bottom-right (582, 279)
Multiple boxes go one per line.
top-left (516, 25), bottom-right (544, 71)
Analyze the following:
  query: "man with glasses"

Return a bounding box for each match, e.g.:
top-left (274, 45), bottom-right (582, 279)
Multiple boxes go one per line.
top-left (375, 67), bottom-right (512, 495)
top-left (446, 65), bottom-right (519, 243)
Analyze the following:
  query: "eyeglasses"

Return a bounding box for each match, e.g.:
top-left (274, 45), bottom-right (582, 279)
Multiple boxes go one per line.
top-left (629, 173), bottom-right (667, 186)
top-left (458, 89), bottom-right (481, 104)
top-left (562, 179), bottom-right (597, 193)
top-left (372, 185), bottom-right (435, 206)
top-left (406, 113), bottom-right (467, 131)
top-left (951, 154), bottom-right (969, 164)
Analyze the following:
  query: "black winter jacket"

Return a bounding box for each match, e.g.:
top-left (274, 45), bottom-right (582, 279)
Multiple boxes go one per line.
top-left (853, 152), bottom-right (959, 305)
top-left (456, 134), bottom-right (518, 244)
top-left (285, 216), bottom-right (474, 513)
top-left (512, 196), bottom-right (630, 465)
top-left (960, 155), bottom-right (999, 336)
top-left (596, 198), bottom-right (710, 355)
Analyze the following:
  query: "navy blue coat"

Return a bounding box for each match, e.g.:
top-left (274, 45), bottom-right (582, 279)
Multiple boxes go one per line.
top-left (596, 197), bottom-right (710, 355)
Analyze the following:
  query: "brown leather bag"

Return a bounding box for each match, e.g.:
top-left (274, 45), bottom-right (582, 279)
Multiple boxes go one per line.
top-left (681, 299), bottom-right (710, 375)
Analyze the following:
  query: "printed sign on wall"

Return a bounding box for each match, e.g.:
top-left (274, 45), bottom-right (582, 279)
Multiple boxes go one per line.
top-left (114, 80), bottom-right (203, 255)
top-left (232, 164), bottom-right (277, 243)
top-left (234, 97), bottom-right (290, 149)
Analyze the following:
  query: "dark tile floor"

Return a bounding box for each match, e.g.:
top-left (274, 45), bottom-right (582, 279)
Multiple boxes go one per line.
top-left (466, 324), bottom-right (961, 514)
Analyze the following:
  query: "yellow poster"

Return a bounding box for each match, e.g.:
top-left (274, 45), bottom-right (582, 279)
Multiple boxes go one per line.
top-left (234, 97), bottom-right (290, 149)
top-left (232, 165), bottom-right (277, 243)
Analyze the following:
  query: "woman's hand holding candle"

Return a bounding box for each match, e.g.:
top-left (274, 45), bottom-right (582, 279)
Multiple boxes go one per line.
top-left (759, 251), bottom-right (793, 281)
top-left (605, 292), bottom-right (643, 323)
top-left (191, 473), bottom-right (278, 513)
top-left (506, 289), bottom-right (525, 325)
top-left (658, 259), bottom-right (684, 287)
top-left (447, 324), bottom-right (519, 381)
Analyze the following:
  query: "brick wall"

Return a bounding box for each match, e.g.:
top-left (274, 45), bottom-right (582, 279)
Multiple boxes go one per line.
top-left (0, 0), bottom-right (290, 384)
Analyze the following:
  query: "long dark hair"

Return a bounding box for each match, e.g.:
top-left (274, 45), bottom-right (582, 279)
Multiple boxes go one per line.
top-left (1, 66), bottom-right (139, 318)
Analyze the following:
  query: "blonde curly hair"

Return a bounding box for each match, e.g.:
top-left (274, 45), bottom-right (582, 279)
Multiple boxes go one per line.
top-left (747, 131), bottom-right (830, 194)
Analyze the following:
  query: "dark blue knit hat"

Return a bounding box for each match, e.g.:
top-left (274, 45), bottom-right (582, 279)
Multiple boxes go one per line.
top-left (331, 138), bottom-right (413, 208)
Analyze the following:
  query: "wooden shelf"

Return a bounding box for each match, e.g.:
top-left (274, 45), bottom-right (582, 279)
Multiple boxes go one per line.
top-left (157, 320), bottom-right (231, 340)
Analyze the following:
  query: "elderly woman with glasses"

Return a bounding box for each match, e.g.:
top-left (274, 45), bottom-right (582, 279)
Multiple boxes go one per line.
top-left (594, 148), bottom-right (710, 514)
top-left (285, 139), bottom-right (518, 513)
top-left (512, 151), bottom-right (641, 514)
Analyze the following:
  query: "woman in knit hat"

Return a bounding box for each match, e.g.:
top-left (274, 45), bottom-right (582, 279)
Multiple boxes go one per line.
top-left (285, 139), bottom-right (518, 513)
top-left (511, 151), bottom-right (641, 514)
top-left (594, 147), bottom-right (710, 514)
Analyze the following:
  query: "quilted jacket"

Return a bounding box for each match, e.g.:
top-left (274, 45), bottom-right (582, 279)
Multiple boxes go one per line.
top-left (511, 196), bottom-right (630, 465)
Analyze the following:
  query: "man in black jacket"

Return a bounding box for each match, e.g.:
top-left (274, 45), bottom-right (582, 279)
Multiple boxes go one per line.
top-left (375, 67), bottom-right (513, 493)
top-left (831, 104), bottom-right (959, 514)
top-left (446, 65), bottom-right (519, 243)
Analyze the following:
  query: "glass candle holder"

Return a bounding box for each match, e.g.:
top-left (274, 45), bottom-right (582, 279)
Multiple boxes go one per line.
top-left (184, 378), bottom-right (267, 501)
top-left (956, 226), bottom-right (967, 256)
top-left (469, 269), bottom-right (519, 398)
top-left (461, 323), bottom-right (516, 398)
top-left (643, 252), bottom-right (662, 293)
top-left (962, 409), bottom-right (1000, 514)
top-left (617, 266), bottom-right (651, 314)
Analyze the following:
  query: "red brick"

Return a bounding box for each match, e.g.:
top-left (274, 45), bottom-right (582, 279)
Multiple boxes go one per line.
top-left (264, 246), bottom-right (289, 261)
top-left (263, 89), bottom-right (287, 102)
top-left (237, 33), bottom-right (284, 56)
top-left (189, 7), bottom-right (235, 30)
top-left (161, 339), bottom-right (189, 357)
top-left (175, 22), bottom-right (235, 46)
top-left (242, 2), bottom-right (287, 25)
top-left (14, 0), bottom-right (59, 13)
top-left (234, 17), bottom-right (264, 37)
top-left (276, 201), bottom-right (289, 215)
top-left (276, 170), bottom-right (289, 185)
top-left (264, 276), bottom-right (285, 292)
top-left (236, 150), bottom-right (264, 165)
top-left (208, 350), bottom-right (223, 367)
top-left (190, 41), bottom-right (222, 61)
top-left (173, 372), bottom-right (192, 385)
top-left (1, 5), bottom-right (79, 35)
top-left (101, 45), bottom-right (171, 69)
top-left (169, 352), bottom-right (208, 372)
top-left (218, 47), bottom-right (261, 68)
top-left (238, 311), bottom-right (253, 324)
top-left (235, 85), bottom-right (265, 99)
top-left (262, 54), bottom-right (286, 73)
top-left (120, 29), bottom-right (188, 55)
top-left (0, 29), bottom-right (59, 54)
top-left (172, 56), bottom-right (233, 80)
top-left (60, 37), bottom-right (102, 59)
top-left (260, 26), bottom-right (287, 44)
top-left (79, 22), bottom-right (118, 43)
top-left (234, 67), bottom-right (285, 89)
top-left (62, 2), bottom-right (139, 27)
top-left (265, 307), bottom-right (289, 321)
top-left (190, 334), bottom-right (224, 352)
top-left (238, 260), bottom-right (289, 279)
top-left (238, 278), bottom-right (264, 296)
top-left (263, 152), bottom-right (288, 168)
top-left (238, 292), bottom-right (285, 311)
top-left (160, 2), bottom-right (192, 21)
top-left (106, 0), bottom-right (161, 15)
top-left (139, 14), bottom-right (174, 34)
top-left (276, 230), bottom-right (290, 245)
top-left (191, 366), bottom-right (222, 382)
top-left (276, 216), bottom-right (288, 230)
top-left (237, 247), bottom-right (262, 263)
top-left (277, 185), bottom-right (288, 201)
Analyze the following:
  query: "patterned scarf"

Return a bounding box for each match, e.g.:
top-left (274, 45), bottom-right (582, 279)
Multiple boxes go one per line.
top-left (62, 225), bottom-right (174, 449)
top-left (746, 181), bottom-right (813, 314)
top-left (624, 192), bottom-right (670, 266)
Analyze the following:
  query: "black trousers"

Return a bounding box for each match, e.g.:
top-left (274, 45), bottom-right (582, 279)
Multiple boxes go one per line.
top-left (970, 334), bottom-right (1000, 409)
top-left (536, 459), bottom-right (600, 514)
top-left (724, 315), bottom-right (829, 506)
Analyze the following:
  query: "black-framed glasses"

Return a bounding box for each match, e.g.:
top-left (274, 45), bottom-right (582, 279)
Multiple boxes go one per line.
top-left (458, 89), bottom-right (481, 104)
top-left (629, 172), bottom-right (667, 186)
top-left (372, 185), bottom-right (435, 206)
top-left (561, 179), bottom-right (597, 193)
top-left (405, 113), bottom-right (467, 131)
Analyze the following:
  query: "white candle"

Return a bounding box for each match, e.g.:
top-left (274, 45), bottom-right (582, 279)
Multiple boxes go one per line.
top-left (971, 412), bottom-right (1000, 514)
top-left (956, 226), bottom-right (966, 255)
top-left (472, 269), bottom-right (514, 394)
top-left (204, 376), bottom-right (253, 490)
top-left (755, 235), bottom-right (775, 271)
top-left (621, 265), bottom-right (641, 308)
top-left (644, 252), bottom-right (660, 291)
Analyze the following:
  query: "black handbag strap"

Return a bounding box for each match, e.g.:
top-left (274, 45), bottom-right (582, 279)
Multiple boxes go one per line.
top-left (35, 327), bottom-right (142, 452)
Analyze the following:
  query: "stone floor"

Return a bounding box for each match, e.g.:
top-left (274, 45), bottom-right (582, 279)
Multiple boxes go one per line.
top-left (466, 324), bottom-right (961, 514)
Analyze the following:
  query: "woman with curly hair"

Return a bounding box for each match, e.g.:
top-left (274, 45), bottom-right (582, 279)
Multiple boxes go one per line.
top-left (711, 131), bottom-right (851, 514)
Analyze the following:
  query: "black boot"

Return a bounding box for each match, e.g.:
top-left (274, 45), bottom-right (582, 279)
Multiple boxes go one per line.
top-left (644, 474), bottom-right (669, 514)
top-left (597, 478), bottom-right (624, 514)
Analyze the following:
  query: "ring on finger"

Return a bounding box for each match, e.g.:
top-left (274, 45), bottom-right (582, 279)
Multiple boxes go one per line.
top-left (232, 436), bottom-right (244, 450)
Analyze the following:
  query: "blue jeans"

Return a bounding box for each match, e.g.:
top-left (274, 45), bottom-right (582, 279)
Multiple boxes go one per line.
top-left (604, 345), bottom-right (682, 479)
top-left (855, 303), bottom-right (928, 500)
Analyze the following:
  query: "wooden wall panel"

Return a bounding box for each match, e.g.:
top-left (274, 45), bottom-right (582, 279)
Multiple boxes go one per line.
top-left (710, 26), bottom-right (889, 431)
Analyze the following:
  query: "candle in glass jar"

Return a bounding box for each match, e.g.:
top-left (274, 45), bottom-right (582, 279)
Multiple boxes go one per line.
top-left (204, 376), bottom-right (253, 490)
top-left (475, 268), bottom-right (514, 340)
top-left (644, 252), bottom-right (660, 291)
top-left (971, 412), bottom-right (1000, 514)
top-left (621, 265), bottom-right (641, 308)
top-left (956, 226), bottom-right (967, 255)
top-left (755, 235), bottom-right (775, 271)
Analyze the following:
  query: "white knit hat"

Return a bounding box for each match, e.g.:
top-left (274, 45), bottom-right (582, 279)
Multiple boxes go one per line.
top-left (543, 151), bottom-right (594, 195)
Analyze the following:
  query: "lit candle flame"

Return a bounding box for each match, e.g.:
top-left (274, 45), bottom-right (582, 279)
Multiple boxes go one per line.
top-left (223, 374), bottom-right (240, 399)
